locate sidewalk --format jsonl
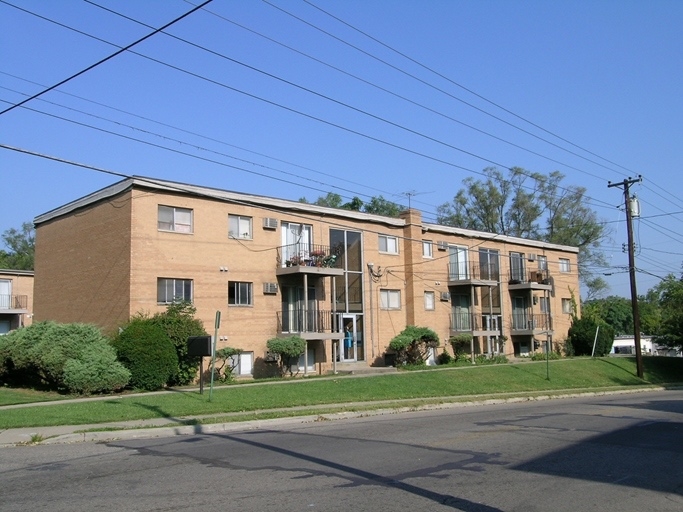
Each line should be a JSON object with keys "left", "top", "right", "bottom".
{"left": 0, "top": 386, "right": 665, "bottom": 447}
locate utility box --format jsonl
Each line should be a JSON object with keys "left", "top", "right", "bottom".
{"left": 187, "top": 335, "right": 212, "bottom": 357}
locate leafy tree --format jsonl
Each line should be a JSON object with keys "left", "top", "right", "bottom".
{"left": 266, "top": 335, "right": 306, "bottom": 377}
{"left": 213, "top": 346, "right": 243, "bottom": 383}
{"left": 388, "top": 325, "right": 439, "bottom": 365}
{"left": 363, "top": 195, "right": 403, "bottom": 217}
{"left": 299, "top": 192, "right": 344, "bottom": 208}
{"left": 437, "top": 168, "right": 607, "bottom": 295}
{"left": 648, "top": 273, "right": 683, "bottom": 350}
{"left": 581, "top": 296, "right": 633, "bottom": 336}
{"left": 449, "top": 333, "right": 472, "bottom": 361}
{"left": 299, "top": 193, "right": 404, "bottom": 217}
{"left": 0, "top": 222, "right": 34, "bottom": 270}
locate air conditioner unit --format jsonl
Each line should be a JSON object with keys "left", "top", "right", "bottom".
{"left": 262, "top": 217, "right": 278, "bottom": 230}
{"left": 263, "top": 282, "right": 278, "bottom": 294}
{"left": 440, "top": 291, "right": 451, "bottom": 301}
{"left": 437, "top": 241, "right": 448, "bottom": 251}
{"left": 527, "top": 253, "right": 537, "bottom": 262}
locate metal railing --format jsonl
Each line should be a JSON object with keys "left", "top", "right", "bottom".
{"left": 448, "top": 263, "right": 500, "bottom": 282}
{"left": 0, "top": 294, "right": 27, "bottom": 310}
{"left": 277, "top": 243, "right": 340, "bottom": 268}
{"left": 450, "top": 313, "right": 503, "bottom": 332}
{"left": 510, "top": 313, "right": 551, "bottom": 331}
{"left": 277, "top": 308, "right": 335, "bottom": 333}
{"left": 507, "top": 268, "right": 550, "bottom": 284}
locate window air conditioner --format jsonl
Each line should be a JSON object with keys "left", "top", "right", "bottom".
{"left": 440, "top": 291, "right": 451, "bottom": 301}
{"left": 263, "top": 282, "right": 278, "bottom": 294}
{"left": 437, "top": 241, "right": 448, "bottom": 251}
{"left": 262, "top": 217, "right": 278, "bottom": 229}
{"left": 527, "top": 253, "right": 537, "bottom": 262}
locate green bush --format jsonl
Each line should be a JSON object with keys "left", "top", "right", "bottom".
{"left": 474, "top": 355, "right": 509, "bottom": 365}
{"left": 112, "top": 320, "right": 178, "bottom": 391}
{"left": 568, "top": 317, "right": 615, "bottom": 356}
{"left": 449, "top": 333, "right": 472, "bottom": 361}
{"left": 214, "top": 346, "right": 243, "bottom": 383}
{"left": 436, "top": 351, "right": 453, "bottom": 365}
{"left": 266, "top": 336, "right": 306, "bottom": 376}
{"left": 531, "top": 350, "right": 561, "bottom": 361}
{"left": 0, "top": 321, "right": 129, "bottom": 393}
{"left": 147, "top": 302, "right": 208, "bottom": 386}
{"left": 62, "top": 343, "right": 130, "bottom": 394}
{"left": 389, "top": 326, "right": 440, "bottom": 365}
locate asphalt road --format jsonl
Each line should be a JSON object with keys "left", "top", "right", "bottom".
{"left": 1, "top": 390, "right": 682, "bottom": 511}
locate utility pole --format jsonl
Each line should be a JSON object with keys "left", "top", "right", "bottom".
{"left": 608, "top": 176, "right": 643, "bottom": 378}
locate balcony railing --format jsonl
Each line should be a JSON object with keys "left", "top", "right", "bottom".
{"left": 510, "top": 313, "right": 551, "bottom": 331}
{"left": 277, "top": 243, "right": 339, "bottom": 268}
{"left": 277, "top": 308, "right": 335, "bottom": 333}
{"left": 448, "top": 263, "right": 500, "bottom": 282}
{"left": 450, "top": 313, "right": 502, "bottom": 332}
{"left": 508, "top": 268, "right": 550, "bottom": 285}
{"left": 0, "top": 294, "right": 28, "bottom": 310}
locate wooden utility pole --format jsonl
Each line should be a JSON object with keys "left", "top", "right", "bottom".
{"left": 608, "top": 176, "right": 643, "bottom": 378}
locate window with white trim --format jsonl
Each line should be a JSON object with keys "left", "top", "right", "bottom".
{"left": 538, "top": 255, "right": 548, "bottom": 270}
{"left": 379, "top": 235, "right": 398, "bottom": 254}
{"left": 229, "top": 215, "right": 252, "bottom": 239}
{"left": 424, "top": 291, "right": 435, "bottom": 310}
{"left": 157, "top": 278, "right": 192, "bottom": 304}
{"left": 158, "top": 205, "right": 192, "bottom": 233}
{"left": 562, "top": 298, "right": 573, "bottom": 314}
{"left": 380, "top": 289, "right": 401, "bottom": 309}
{"left": 228, "top": 281, "right": 252, "bottom": 306}
{"left": 540, "top": 297, "right": 550, "bottom": 313}
{"left": 559, "top": 258, "right": 571, "bottom": 273}
{"left": 422, "top": 240, "right": 433, "bottom": 258}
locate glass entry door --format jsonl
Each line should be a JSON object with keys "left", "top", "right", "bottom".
{"left": 340, "top": 314, "right": 364, "bottom": 362}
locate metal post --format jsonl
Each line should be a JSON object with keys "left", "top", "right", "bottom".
{"left": 209, "top": 310, "right": 221, "bottom": 401}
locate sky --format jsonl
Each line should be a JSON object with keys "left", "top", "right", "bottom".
{"left": 2, "top": 0, "right": 682, "bottom": 299}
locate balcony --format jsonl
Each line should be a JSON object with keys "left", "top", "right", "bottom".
{"left": 0, "top": 294, "right": 28, "bottom": 313}
{"left": 277, "top": 308, "right": 343, "bottom": 340}
{"left": 450, "top": 312, "right": 502, "bottom": 336}
{"left": 507, "top": 269, "right": 552, "bottom": 290}
{"left": 447, "top": 263, "right": 500, "bottom": 287}
{"left": 510, "top": 313, "right": 552, "bottom": 334}
{"left": 276, "top": 243, "right": 344, "bottom": 277}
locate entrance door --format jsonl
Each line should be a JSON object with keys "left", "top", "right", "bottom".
{"left": 340, "top": 314, "right": 364, "bottom": 362}
{"left": 512, "top": 296, "right": 528, "bottom": 330}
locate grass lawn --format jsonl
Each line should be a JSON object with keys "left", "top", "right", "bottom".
{"left": 1, "top": 357, "right": 681, "bottom": 430}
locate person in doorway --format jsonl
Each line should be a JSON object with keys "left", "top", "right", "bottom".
{"left": 344, "top": 324, "right": 353, "bottom": 360}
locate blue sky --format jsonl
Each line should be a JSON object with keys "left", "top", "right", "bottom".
{"left": 2, "top": 0, "right": 682, "bottom": 298}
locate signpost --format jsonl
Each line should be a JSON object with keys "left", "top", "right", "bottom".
{"left": 209, "top": 311, "right": 221, "bottom": 401}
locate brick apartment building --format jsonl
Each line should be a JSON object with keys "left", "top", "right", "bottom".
{"left": 33, "top": 176, "right": 580, "bottom": 376}
{"left": 0, "top": 269, "right": 33, "bottom": 334}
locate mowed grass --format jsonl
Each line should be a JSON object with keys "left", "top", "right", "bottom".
{"left": 1, "top": 357, "right": 681, "bottom": 430}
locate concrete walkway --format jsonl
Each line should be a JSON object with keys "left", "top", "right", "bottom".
{"left": 0, "top": 386, "right": 666, "bottom": 447}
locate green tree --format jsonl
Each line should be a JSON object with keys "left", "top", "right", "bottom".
{"left": 437, "top": 168, "right": 607, "bottom": 295}
{"left": 388, "top": 325, "right": 439, "bottom": 365}
{"left": 566, "top": 316, "right": 615, "bottom": 356}
{"left": 299, "top": 194, "right": 403, "bottom": 217}
{"left": 581, "top": 296, "right": 633, "bottom": 336}
{"left": 648, "top": 273, "right": 683, "bottom": 350}
{"left": 0, "top": 222, "right": 34, "bottom": 270}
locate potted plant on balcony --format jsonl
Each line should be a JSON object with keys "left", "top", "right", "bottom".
{"left": 310, "top": 249, "right": 325, "bottom": 266}
{"left": 288, "top": 255, "right": 303, "bottom": 266}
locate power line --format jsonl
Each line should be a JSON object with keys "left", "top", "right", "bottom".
{"left": 0, "top": 0, "right": 213, "bottom": 116}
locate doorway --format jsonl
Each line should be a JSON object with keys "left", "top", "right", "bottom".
{"left": 340, "top": 314, "right": 364, "bottom": 362}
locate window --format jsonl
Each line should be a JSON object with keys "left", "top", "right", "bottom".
{"left": 540, "top": 297, "right": 550, "bottom": 313}
{"left": 380, "top": 289, "right": 401, "bottom": 309}
{"left": 422, "top": 240, "right": 433, "bottom": 258}
{"left": 158, "top": 205, "right": 192, "bottom": 233}
{"left": 229, "top": 215, "right": 252, "bottom": 239}
{"left": 562, "top": 298, "right": 573, "bottom": 314}
{"left": 229, "top": 281, "right": 252, "bottom": 306}
{"left": 424, "top": 291, "right": 435, "bottom": 310}
{"left": 157, "top": 278, "right": 192, "bottom": 304}
{"left": 538, "top": 255, "right": 548, "bottom": 270}
{"left": 379, "top": 235, "right": 398, "bottom": 254}
{"left": 559, "top": 258, "right": 570, "bottom": 273}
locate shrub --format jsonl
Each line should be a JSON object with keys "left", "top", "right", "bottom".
{"left": 266, "top": 336, "right": 306, "bottom": 377}
{"left": 62, "top": 343, "right": 131, "bottom": 394}
{"left": 474, "top": 355, "right": 509, "bottom": 365}
{"left": 568, "top": 317, "right": 615, "bottom": 356}
{"left": 213, "top": 346, "right": 243, "bottom": 383}
{"left": 112, "top": 320, "right": 178, "bottom": 391}
{"left": 0, "top": 321, "right": 129, "bottom": 393}
{"left": 147, "top": 302, "right": 208, "bottom": 386}
{"left": 389, "top": 326, "right": 440, "bottom": 365}
{"left": 531, "top": 350, "right": 561, "bottom": 361}
{"left": 436, "top": 351, "right": 453, "bottom": 365}
{"left": 449, "top": 333, "right": 472, "bottom": 361}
